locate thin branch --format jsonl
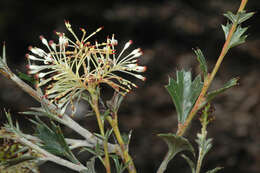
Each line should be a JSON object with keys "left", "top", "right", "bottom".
{"left": 0, "top": 66, "right": 121, "bottom": 155}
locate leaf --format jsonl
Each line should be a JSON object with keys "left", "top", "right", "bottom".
{"left": 195, "top": 133, "right": 213, "bottom": 159}
{"left": 157, "top": 133, "right": 195, "bottom": 173}
{"left": 193, "top": 48, "right": 208, "bottom": 78}
{"left": 31, "top": 118, "right": 72, "bottom": 160}
{"left": 166, "top": 70, "right": 203, "bottom": 124}
{"left": 111, "top": 155, "right": 129, "bottom": 173}
{"left": 224, "top": 11, "right": 254, "bottom": 25}
{"left": 206, "top": 78, "right": 239, "bottom": 103}
{"left": 237, "top": 11, "right": 255, "bottom": 24}
{"left": 222, "top": 23, "right": 248, "bottom": 49}
{"left": 17, "top": 71, "right": 37, "bottom": 85}
{"left": 206, "top": 167, "right": 223, "bottom": 173}
{"left": 181, "top": 154, "right": 195, "bottom": 173}
{"left": 106, "top": 92, "right": 125, "bottom": 113}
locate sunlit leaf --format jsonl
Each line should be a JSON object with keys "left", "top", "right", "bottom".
{"left": 166, "top": 70, "right": 203, "bottom": 124}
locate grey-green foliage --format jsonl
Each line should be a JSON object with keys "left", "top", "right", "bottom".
{"left": 166, "top": 70, "right": 203, "bottom": 124}
{"left": 157, "top": 133, "right": 195, "bottom": 173}
{"left": 30, "top": 118, "right": 76, "bottom": 162}
{"left": 205, "top": 77, "right": 239, "bottom": 104}
{"left": 193, "top": 48, "right": 208, "bottom": 78}
{"left": 222, "top": 10, "right": 254, "bottom": 49}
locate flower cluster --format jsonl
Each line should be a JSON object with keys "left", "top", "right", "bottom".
{"left": 26, "top": 21, "right": 146, "bottom": 115}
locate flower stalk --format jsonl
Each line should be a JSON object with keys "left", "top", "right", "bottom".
{"left": 89, "top": 91, "right": 111, "bottom": 173}
{"left": 107, "top": 113, "right": 137, "bottom": 173}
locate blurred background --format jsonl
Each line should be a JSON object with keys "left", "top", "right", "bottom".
{"left": 0, "top": 0, "right": 259, "bottom": 172}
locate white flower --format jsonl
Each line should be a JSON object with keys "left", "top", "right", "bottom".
{"left": 27, "top": 21, "right": 146, "bottom": 115}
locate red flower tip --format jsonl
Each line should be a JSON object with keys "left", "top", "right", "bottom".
{"left": 39, "top": 35, "right": 44, "bottom": 40}
{"left": 129, "top": 40, "right": 133, "bottom": 44}
{"left": 26, "top": 64, "right": 30, "bottom": 69}
{"left": 64, "top": 19, "right": 69, "bottom": 24}
{"left": 25, "top": 54, "right": 29, "bottom": 59}
{"left": 28, "top": 46, "right": 32, "bottom": 51}
{"left": 34, "top": 74, "right": 39, "bottom": 79}
{"left": 49, "top": 40, "right": 54, "bottom": 45}
{"left": 143, "top": 77, "right": 147, "bottom": 81}
{"left": 143, "top": 66, "right": 147, "bottom": 72}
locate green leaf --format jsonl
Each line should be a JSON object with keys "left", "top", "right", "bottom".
{"left": 205, "top": 78, "right": 239, "bottom": 104}
{"left": 111, "top": 155, "right": 129, "bottom": 173}
{"left": 222, "top": 23, "right": 248, "bottom": 49}
{"left": 31, "top": 118, "right": 72, "bottom": 160}
{"left": 195, "top": 133, "right": 213, "bottom": 159}
{"left": 224, "top": 11, "right": 254, "bottom": 25}
{"left": 166, "top": 70, "right": 203, "bottom": 124}
{"left": 181, "top": 154, "right": 195, "bottom": 173}
{"left": 157, "top": 133, "right": 195, "bottom": 173}
{"left": 206, "top": 167, "right": 223, "bottom": 173}
{"left": 237, "top": 11, "right": 255, "bottom": 24}
{"left": 17, "top": 71, "right": 37, "bottom": 85}
{"left": 193, "top": 48, "right": 208, "bottom": 78}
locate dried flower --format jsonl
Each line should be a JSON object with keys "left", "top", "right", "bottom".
{"left": 26, "top": 21, "right": 146, "bottom": 115}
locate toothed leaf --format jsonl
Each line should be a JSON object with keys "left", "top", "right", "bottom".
{"left": 206, "top": 78, "right": 239, "bottom": 103}
{"left": 224, "top": 11, "right": 254, "bottom": 24}
{"left": 166, "top": 70, "right": 203, "bottom": 124}
{"left": 157, "top": 133, "right": 195, "bottom": 173}
{"left": 32, "top": 118, "right": 72, "bottom": 160}
{"left": 222, "top": 23, "right": 248, "bottom": 49}
{"left": 193, "top": 48, "right": 208, "bottom": 78}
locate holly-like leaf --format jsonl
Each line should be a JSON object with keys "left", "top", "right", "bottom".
{"left": 222, "top": 23, "right": 248, "bottom": 49}
{"left": 206, "top": 78, "right": 239, "bottom": 103}
{"left": 224, "top": 11, "right": 254, "bottom": 25}
{"left": 166, "top": 70, "right": 203, "bottom": 124}
{"left": 196, "top": 133, "right": 213, "bottom": 160}
{"left": 157, "top": 133, "right": 195, "bottom": 173}
{"left": 206, "top": 167, "right": 223, "bottom": 173}
{"left": 30, "top": 118, "right": 72, "bottom": 160}
{"left": 193, "top": 48, "right": 208, "bottom": 78}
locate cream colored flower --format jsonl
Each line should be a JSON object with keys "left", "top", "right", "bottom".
{"left": 27, "top": 21, "right": 146, "bottom": 115}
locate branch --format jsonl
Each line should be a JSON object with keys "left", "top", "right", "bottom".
{"left": 0, "top": 64, "right": 121, "bottom": 155}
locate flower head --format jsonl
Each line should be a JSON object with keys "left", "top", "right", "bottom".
{"left": 27, "top": 21, "right": 146, "bottom": 115}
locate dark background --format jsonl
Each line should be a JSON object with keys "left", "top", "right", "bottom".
{"left": 0, "top": 0, "right": 259, "bottom": 173}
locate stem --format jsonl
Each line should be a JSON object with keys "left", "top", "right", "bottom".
{"left": 90, "top": 93, "right": 111, "bottom": 173}
{"left": 17, "top": 136, "right": 87, "bottom": 172}
{"left": 107, "top": 115, "right": 137, "bottom": 173}
{"left": 195, "top": 117, "right": 207, "bottom": 173}
{"left": 176, "top": 0, "right": 248, "bottom": 137}
{"left": 0, "top": 67, "right": 121, "bottom": 154}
